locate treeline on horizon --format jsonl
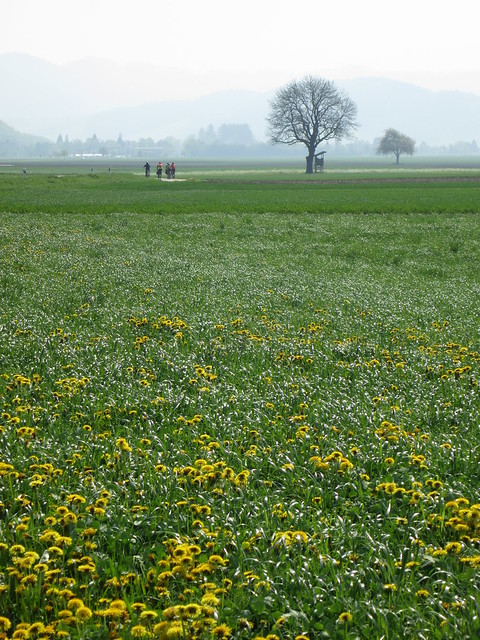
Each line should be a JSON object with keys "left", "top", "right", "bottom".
{"left": 1, "top": 120, "right": 479, "bottom": 159}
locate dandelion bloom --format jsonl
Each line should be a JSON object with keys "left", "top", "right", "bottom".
{"left": 0, "top": 617, "right": 12, "bottom": 632}
{"left": 139, "top": 610, "right": 159, "bottom": 622}
{"left": 208, "top": 554, "right": 227, "bottom": 566}
{"left": 116, "top": 438, "right": 132, "bottom": 452}
{"left": 27, "top": 622, "right": 46, "bottom": 635}
{"left": 164, "top": 621, "right": 184, "bottom": 638}
{"left": 62, "top": 511, "right": 78, "bottom": 525}
{"left": 76, "top": 606, "right": 93, "bottom": 621}
{"left": 201, "top": 592, "right": 221, "bottom": 607}
{"left": 338, "top": 611, "right": 353, "bottom": 623}
{"left": 291, "top": 530, "right": 309, "bottom": 545}
{"left": 183, "top": 603, "right": 202, "bottom": 618}
{"left": 153, "top": 621, "right": 168, "bottom": 635}
{"left": 445, "top": 541, "right": 462, "bottom": 554}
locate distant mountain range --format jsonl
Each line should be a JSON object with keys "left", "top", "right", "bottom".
{"left": 1, "top": 53, "right": 480, "bottom": 146}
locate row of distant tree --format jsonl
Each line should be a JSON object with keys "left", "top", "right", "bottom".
{"left": 5, "top": 127, "right": 478, "bottom": 161}
{"left": 55, "top": 130, "right": 478, "bottom": 162}
{"left": 1, "top": 100, "right": 479, "bottom": 161}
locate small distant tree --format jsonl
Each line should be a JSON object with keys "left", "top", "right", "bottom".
{"left": 376, "top": 128, "right": 415, "bottom": 164}
{"left": 267, "top": 75, "right": 358, "bottom": 173}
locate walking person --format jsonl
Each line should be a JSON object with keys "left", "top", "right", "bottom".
{"left": 143, "top": 161, "right": 150, "bottom": 177}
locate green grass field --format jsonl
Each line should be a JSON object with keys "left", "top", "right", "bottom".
{"left": 1, "top": 163, "right": 480, "bottom": 639}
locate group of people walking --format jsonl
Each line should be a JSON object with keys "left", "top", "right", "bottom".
{"left": 143, "top": 161, "right": 176, "bottom": 179}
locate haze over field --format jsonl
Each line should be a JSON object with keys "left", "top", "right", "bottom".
{"left": 2, "top": 0, "right": 480, "bottom": 146}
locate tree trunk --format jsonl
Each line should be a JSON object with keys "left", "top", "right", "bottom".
{"left": 305, "top": 153, "right": 314, "bottom": 174}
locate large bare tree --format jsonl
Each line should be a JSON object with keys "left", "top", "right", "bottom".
{"left": 267, "top": 75, "right": 358, "bottom": 173}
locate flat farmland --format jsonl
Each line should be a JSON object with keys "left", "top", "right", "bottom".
{"left": 1, "top": 164, "right": 480, "bottom": 639}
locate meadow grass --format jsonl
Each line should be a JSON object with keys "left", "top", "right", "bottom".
{"left": 2, "top": 167, "right": 480, "bottom": 215}
{"left": 1, "top": 167, "right": 480, "bottom": 639}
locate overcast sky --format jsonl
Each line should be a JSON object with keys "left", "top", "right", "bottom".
{"left": 2, "top": 0, "right": 480, "bottom": 95}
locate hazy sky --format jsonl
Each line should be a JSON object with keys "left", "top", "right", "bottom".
{"left": 3, "top": 0, "right": 480, "bottom": 94}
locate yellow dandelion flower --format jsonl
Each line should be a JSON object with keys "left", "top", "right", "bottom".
{"left": 164, "top": 621, "right": 184, "bottom": 638}
{"left": 291, "top": 530, "right": 309, "bottom": 544}
{"left": 67, "top": 597, "right": 84, "bottom": 611}
{"left": 153, "top": 621, "right": 169, "bottom": 635}
{"left": 27, "top": 622, "right": 46, "bottom": 635}
{"left": 201, "top": 592, "right": 220, "bottom": 607}
{"left": 131, "top": 625, "right": 149, "bottom": 637}
{"left": 62, "top": 511, "right": 78, "bottom": 525}
{"left": 97, "top": 607, "right": 128, "bottom": 620}
{"left": 21, "top": 573, "right": 38, "bottom": 585}
{"left": 188, "top": 544, "right": 202, "bottom": 556}
{"left": 183, "top": 603, "right": 202, "bottom": 618}
{"left": 338, "top": 611, "right": 353, "bottom": 623}
{"left": 162, "top": 606, "right": 180, "bottom": 620}
{"left": 139, "top": 610, "right": 159, "bottom": 622}
{"left": 208, "top": 554, "right": 227, "bottom": 566}
{"left": 116, "top": 437, "right": 132, "bottom": 452}
{"left": 445, "top": 541, "right": 462, "bottom": 554}
{"left": 0, "top": 617, "right": 12, "bottom": 632}
{"left": 110, "top": 599, "right": 128, "bottom": 610}
{"left": 234, "top": 470, "right": 250, "bottom": 485}
{"left": 66, "top": 493, "right": 86, "bottom": 505}
{"left": 213, "top": 624, "right": 232, "bottom": 638}
{"left": 10, "top": 544, "right": 26, "bottom": 556}
{"left": 76, "top": 606, "right": 93, "bottom": 621}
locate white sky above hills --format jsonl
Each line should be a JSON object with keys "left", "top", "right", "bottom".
{"left": 2, "top": 0, "right": 480, "bottom": 96}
